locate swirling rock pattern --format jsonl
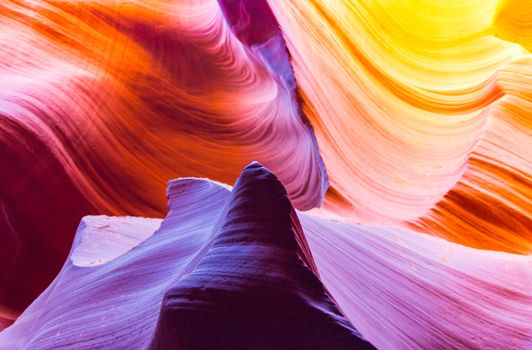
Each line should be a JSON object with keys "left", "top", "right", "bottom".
{"left": 0, "top": 0, "right": 326, "bottom": 310}
{"left": 268, "top": 0, "right": 531, "bottom": 253}
{"left": 1, "top": 0, "right": 531, "bottom": 348}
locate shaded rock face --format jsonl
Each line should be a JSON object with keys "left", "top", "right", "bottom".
{"left": 2, "top": 163, "right": 531, "bottom": 350}
{"left": 0, "top": 163, "right": 373, "bottom": 350}
{"left": 150, "top": 162, "right": 374, "bottom": 350}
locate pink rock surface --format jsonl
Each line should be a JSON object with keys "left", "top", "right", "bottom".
{"left": 0, "top": 0, "right": 530, "bottom": 347}
{"left": 0, "top": 0, "right": 327, "bottom": 310}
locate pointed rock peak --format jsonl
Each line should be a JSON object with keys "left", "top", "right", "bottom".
{"left": 149, "top": 163, "right": 375, "bottom": 350}
{"left": 234, "top": 161, "right": 289, "bottom": 206}
{"left": 213, "top": 161, "right": 296, "bottom": 249}
{"left": 222, "top": 161, "right": 319, "bottom": 274}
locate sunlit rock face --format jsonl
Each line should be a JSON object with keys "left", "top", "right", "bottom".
{"left": 1, "top": 0, "right": 531, "bottom": 348}
{"left": 268, "top": 0, "right": 531, "bottom": 253}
